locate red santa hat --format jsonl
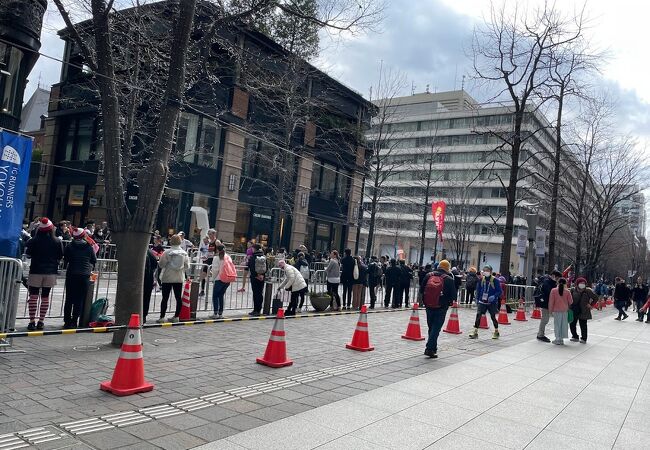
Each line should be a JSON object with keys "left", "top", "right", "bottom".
{"left": 38, "top": 218, "right": 54, "bottom": 232}
{"left": 72, "top": 227, "right": 86, "bottom": 239}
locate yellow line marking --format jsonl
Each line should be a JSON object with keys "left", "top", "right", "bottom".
{"left": 161, "top": 323, "right": 172, "bottom": 327}
{"left": 61, "top": 329, "right": 77, "bottom": 335}
{"left": 0, "top": 334, "right": 7, "bottom": 339}
{"left": 27, "top": 331, "right": 44, "bottom": 337}
{"left": 93, "top": 327, "right": 107, "bottom": 333}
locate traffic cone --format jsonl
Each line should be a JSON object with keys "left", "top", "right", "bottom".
{"left": 497, "top": 301, "right": 511, "bottom": 325}
{"left": 479, "top": 313, "right": 489, "bottom": 329}
{"left": 346, "top": 305, "right": 374, "bottom": 351}
{"left": 514, "top": 299, "right": 528, "bottom": 321}
{"left": 443, "top": 302, "right": 462, "bottom": 334}
{"left": 531, "top": 306, "right": 542, "bottom": 319}
{"left": 256, "top": 308, "right": 293, "bottom": 368}
{"left": 402, "top": 303, "right": 425, "bottom": 341}
{"left": 179, "top": 279, "right": 191, "bottom": 321}
{"left": 100, "top": 314, "right": 154, "bottom": 396}
{"left": 606, "top": 298, "right": 613, "bottom": 306}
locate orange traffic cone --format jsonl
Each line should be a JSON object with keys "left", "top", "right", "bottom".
{"left": 531, "top": 306, "right": 542, "bottom": 319}
{"left": 179, "top": 279, "right": 191, "bottom": 321}
{"left": 497, "top": 301, "right": 511, "bottom": 325}
{"left": 100, "top": 314, "right": 154, "bottom": 396}
{"left": 514, "top": 299, "right": 528, "bottom": 321}
{"left": 443, "top": 302, "right": 462, "bottom": 334}
{"left": 606, "top": 298, "right": 613, "bottom": 306}
{"left": 402, "top": 304, "right": 425, "bottom": 341}
{"left": 479, "top": 313, "right": 489, "bottom": 329}
{"left": 256, "top": 308, "right": 293, "bottom": 368}
{"left": 346, "top": 305, "right": 374, "bottom": 351}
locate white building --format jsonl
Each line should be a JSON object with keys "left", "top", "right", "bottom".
{"left": 360, "top": 90, "right": 578, "bottom": 275}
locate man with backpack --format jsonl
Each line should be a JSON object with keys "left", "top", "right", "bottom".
{"left": 420, "top": 259, "right": 457, "bottom": 358}
{"left": 367, "top": 256, "right": 382, "bottom": 309}
{"left": 535, "top": 269, "right": 562, "bottom": 342}
{"left": 469, "top": 265, "right": 503, "bottom": 340}
{"left": 247, "top": 243, "right": 267, "bottom": 316}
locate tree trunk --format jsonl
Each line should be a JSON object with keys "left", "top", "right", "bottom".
{"left": 365, "top": 170, "right": 380, "bottom": 257}
{"left": 111, "top": 0, "right": 197, "bottom": 345}
{"left": 418, "top": 183, "right": 431, "bottom": 267}
{"left": 546, "top": 87, "right": 564, "bottom": 272}
{"left": 500, "top": 128, "right": 521, "bottom": 277}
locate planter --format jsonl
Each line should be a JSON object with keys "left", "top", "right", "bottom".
{"left": 310, "top": 294, "right": 331, "bottom": 312}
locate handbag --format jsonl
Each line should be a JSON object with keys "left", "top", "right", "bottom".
{"left": 353, "top": 260, "right": 359, "bottom": 280}
{"left": 219, "top": 256, "right": 238, "bottom": 283}
{"left": 272, "top": 292, "right": 284, "bottom": 314}
{"left": 567, "top": 309, "right": 574, "bottom": 323}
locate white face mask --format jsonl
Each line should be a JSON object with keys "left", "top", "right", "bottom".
{"left": 483, "top": 271, "right": 491, "bottom": 277}
{"left": 578, "top": 283, "right": 586, "bottom": 289}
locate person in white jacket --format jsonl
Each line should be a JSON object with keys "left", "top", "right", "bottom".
{"left": 157, "top": 235, "right": 190, "bottom": 323}
{"left": 278, "top": 259, "right": 307, "bottom": 316}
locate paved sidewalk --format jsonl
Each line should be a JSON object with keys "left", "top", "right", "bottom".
{"left": 197, "top": 315, "right": 650, "bottom": 450}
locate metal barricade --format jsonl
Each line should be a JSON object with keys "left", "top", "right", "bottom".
{"left": 0, "top": 257, "right": 24, "bottom": 352}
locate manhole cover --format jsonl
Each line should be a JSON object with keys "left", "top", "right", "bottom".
{"left": 154, "top": 338, "right": 177, "bottom": 344}
{"left": 73, "top": 345, "right": 101, "bottom": 352}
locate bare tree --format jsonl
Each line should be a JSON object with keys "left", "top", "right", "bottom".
{"left": 363, "top": 66, "right": 409, "bottom": 257}
{"left": 445, "top": 183, "right": 485, "bottom": 269}
{"left": 51, "top": 0, "right": 383, "bottom": 343}
{"left": 471, "top": 1, "right": 583, "bottom": 275}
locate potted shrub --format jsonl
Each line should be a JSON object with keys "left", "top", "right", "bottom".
{"left": 309, "top": 291, "right": 331, "bottom": 312}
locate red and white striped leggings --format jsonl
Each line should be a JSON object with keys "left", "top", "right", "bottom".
{"left": 28, "top": 287, "right": 51, "bottom": 323}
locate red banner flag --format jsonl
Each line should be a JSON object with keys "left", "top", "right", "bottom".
{"left": 431, "top": 201, "right": 446, "bottom": 240}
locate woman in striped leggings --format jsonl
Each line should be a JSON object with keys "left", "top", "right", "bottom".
{"left": 24, "top": 218, "right": 63, "bottom": 330}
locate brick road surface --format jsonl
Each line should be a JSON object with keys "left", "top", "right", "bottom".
{"left": 0, "top": 306, "right": 612, "bottom": 449}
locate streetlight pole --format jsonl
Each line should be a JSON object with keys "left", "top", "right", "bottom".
{"left": 525, "top": 212, "right": 538, "bottom": 286}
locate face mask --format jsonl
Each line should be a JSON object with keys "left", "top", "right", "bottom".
{"left": 483, "top": 271, "right": 491, "bottom": 277}
{"left": 578, "top": 283, "right": 586, "bottom": 289}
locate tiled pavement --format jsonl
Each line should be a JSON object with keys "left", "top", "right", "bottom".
{"left": 197, "top": 311, "right": 650, "bottom": 450}
{"left": 0, "top": 305, "right": 637, "bottom": 449}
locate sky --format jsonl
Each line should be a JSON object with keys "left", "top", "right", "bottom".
{"left": 28, "top": 0, "right": 650, "bottom": 145}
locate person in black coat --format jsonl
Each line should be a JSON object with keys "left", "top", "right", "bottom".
{"left": 25, "top": 218, "right": 64, "bottom": 330}
{"left": 632, "top": 277, "right": 649, "bottom": 322}
{"left": 367, "top": 256, "right": 382, "bottom": 309}
{"left": 614, "top": 277, "right": 632, "bottom": 321}
{"left": 398, "top": 260, "right": 413, "bottom": 308}
{"left": 420, "top": 260, "right": 457, "bottom": 358}
{"left": 384, "top": 259, "right": 402, "bottom": 308}
{"left": 536, "top": 270, "right": 561, "bottom": 342}
{"left": 340, "top": 249, "right": 355, "bottom": 310}
{"left": 143, "top": 248, "right": 159, "bottom": 324}
{"left": 63, "top": 228, "right": 97, "bottom": 328}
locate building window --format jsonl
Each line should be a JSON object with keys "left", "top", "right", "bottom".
{"left": 59, "top": 117, "right": 96, "bottom": 161}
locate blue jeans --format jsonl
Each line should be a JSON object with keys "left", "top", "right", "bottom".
{"left": 425, "top": 307, "right": 448, "bottom": 353}
{"left": 212, "top": 280, "right": 230, "bottom": 315}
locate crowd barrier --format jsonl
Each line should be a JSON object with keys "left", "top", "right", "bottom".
{"left": 0, "top": 257, "right": 24, "bottom": 352}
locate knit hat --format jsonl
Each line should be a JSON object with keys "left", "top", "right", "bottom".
{"left": 469, "top": 267, "right": 477, "bottom": 273}
{"left": 72, "top": 227, "right": 86, "bottom": 239}
{"left": 38, "top": 218, "right": 53, "bottom": 232}
{"left": 482, "top": 264, "right": 493, "bottom": 271}
{"left": 438, "top": 260, "right": 451, "bottom": 272}
{"left": 575, "top": 277, "right": 587, "bottom": 286}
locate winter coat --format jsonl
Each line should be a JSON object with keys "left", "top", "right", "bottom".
{"left": 278, "top": 264, "right": 307, "bottom": 292}
{"left": 340, "top": 255, "right": 355, "bottom": 283}
{"left": 614, "top": 283, "right": 632, "bottom": 303}
{"left": 549, "top": 287, "right": 573, "bottom": 313}
{"left": 352, "top": 262, "right": 368, "bottom": 286}
{"left": 632, "top": 284, "right": 649, "bottom": 303}
{"left": 247, "top": 250, "right": 266, "bottom": 278}
{"left": 294, "top": 257, "right": 310, "bottom": 280}
{"left": 538, "top": 276, "right": 557, "bottom": 309}
{"left": 465, "top": 272, "right": 479, "bottom": 290}
{"left": 571, "top": 287, "right": 598, "bottom": 320}
{"left": 25, "top": 233, "right": 64, "bottom": 275}
{"left": 399, "top": 265, "right": 413, "bottom": 286}
{"left": 64, "top": 239, "right": 97, "bottom": 277}
{"left": 325, "top": 258, "right": 341, "bottom": 283}
{"left": 476, "top": 275, "right": 503, "bottom": 305}
{"left": 384, "top": 265, "right": 402, "bottom": 287}
{"left": 367, "top": 262, "right": 382, "bottom": 285}
{"left": 144, "top": 249, "right": 158, "bottom": 287}
{"left": 158, "top": 246, "right": 189, "bottom": 284}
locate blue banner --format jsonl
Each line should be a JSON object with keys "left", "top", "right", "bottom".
{"left": 0, "top": 130, "right": 33, "bottom": 257}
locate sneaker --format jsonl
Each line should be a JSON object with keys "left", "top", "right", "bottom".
{"left": 237, "top": 288, "right": 246, "bottom": 293}
{"left": 570, "top": 337, "right": 579, "bottom": 342}
{"left": 492, "top": 330, "right": 500, "bottom": 340}
{"left": 249, "top": 311, "right": 260, "bottom": 317}
{"left": 218, "top": 314, "right": 223, "bottom": 319}
{"left": 614, "top": 317, "right": 621, "bottom": 321}
{"left": 424, "top": 349, "right": 437, "bottom": 358}
{"left": 622, "top": 314, "right": 629, "bottom": 320}
{"left": 208, "top": 314, "right": 220, "bottom": 319}
{"left": 580, "top": 339, "right": 587, "bottom": 344}
{"left": 469, "top": 329, "right": 478, "bottom": 339}
{"left": 537, "top": 336, "right": 551, "bottom": 343}
{"left": 552, "top": 340, "right": 564, "bottom": 345}
{"left": 156, "top": 317, "right": 167, "bottom": 323}
{"left": 636, "top": 318, "right": 643, "bottom": 322}
{"left": 169, "top": 317, "right": 179, "bottom": 323}
{"left": 646, "top": 320, "right": 650, "bottom": 324}
{"left": 36, "top": 321, "right": 44, "bottom": 330}
{"left": 27, "top": 322, "right": 36, "bottom": 331}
